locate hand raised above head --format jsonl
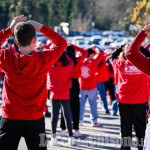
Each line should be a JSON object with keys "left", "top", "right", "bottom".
{"left": 27, "top": 20, "right": 43, "bottom": 31}
{"left": 143, "top": 24, "right": 150, "bottom": 35}
{"left": 10, "top": 15, "right": 27, "bottom": 32}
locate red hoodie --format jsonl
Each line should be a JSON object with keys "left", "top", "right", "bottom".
{"left": 112, "top": 58, "right": 148, "bottom": 104}
{"left": 70, "top": 44, "right": 88, "bottom": 79}
{"left": 47, "top": 45, "right": 87, "bottom": 89}
{"left": 96, "top": 53, "right": 109, "bottom": 82}
{"left": 79, "top": 52, "right": 104, "bottom": 90}
{"left": 0, "top": 26, "right": 67, "bottom": 120}
{"left": 48, "top": 57, "right": 73, "bottom": 100}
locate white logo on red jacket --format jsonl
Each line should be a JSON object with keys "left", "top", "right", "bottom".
{"left": 124, "top": 65, "right": 143, "bottom": 75}
{"left": 81, "top": 66, "right": 91, "bottom": 78}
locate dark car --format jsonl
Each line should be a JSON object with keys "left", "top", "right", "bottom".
{"left": 68, "top": 31, "right": 80, "bottom": 36}
{"left": 80, "top": 29, "right": 100, "bottom": 36}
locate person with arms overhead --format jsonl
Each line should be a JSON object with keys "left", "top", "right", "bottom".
{"left": 0, "top": 15, "right": 67, "bottom": 150}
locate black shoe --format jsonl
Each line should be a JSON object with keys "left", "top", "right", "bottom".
{"left": 45, "top": 111, "right": 51, "bottom": 117}
{"left": 105, "top": 110, "right": 110, "bottom": 114}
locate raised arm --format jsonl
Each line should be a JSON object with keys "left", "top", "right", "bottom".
{"left": 108, "top": 46, "right": 123, "bottom": 63}
{"left": 125, "top": 29, "right": 150, "bottom": 76}
{"left": 29, "top": 20, "right": 67, "bottom": 67}
{"left": 71, "top": 44, "right": 88, "bottom": 61}
{"left": 0, "top": 28, "right": 12, "bottom": 46}
{"left": 90, "top": 45, "right": 104, "bottom": 65}
{"left": 93, "top": 51, "right": 104, "bottom": 65}
{"left": 0, "top": 15, "right": 27, "bottom": 46}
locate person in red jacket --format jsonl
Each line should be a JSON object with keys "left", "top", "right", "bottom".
{"left": 96, "top": 50, "right": 110, "bottom": 114}
{"left": 0, "top": 15, "right": 67, "bottom": 150}
{"left": 125, "top": 25, "right": 150, "bottom": 150}
{"left": 111, "top": 45, "right": 148, "bottom": 150}
{"left": 47, "top": 52, "right": 75, "bottom": 146}
{"left": 60, "top": 43, "right": 87, "bottom": 137}
{"left": 105, "top": 54, "right": 116, "bottom": 104}
{"left": 79, "top": 45, "right": 104, "bottom": 127}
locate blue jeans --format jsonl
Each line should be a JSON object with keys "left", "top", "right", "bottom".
{"left": 111, "top": 84, "right": 118, "bottom": 115}
{"left": 97, "top": 82, "right": 108, "bottom": 111}
{"left": 80, "top": 88, "right": 98, "bottom": 122}
{"left": 144, "top": 118, "right": 150, "bottom": 150}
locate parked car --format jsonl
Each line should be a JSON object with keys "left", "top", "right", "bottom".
{"left": 89, "top": 35, "right": 102, "bottom": 45}
{"left": 72, "top": 36, "right": 85, "bottom": 45}
{"left": 68, "top": 30, "right": 80, "bottom": 36}
{"left": 102, "top": 31, "right": 113, "bottom": 37}
{"left": 102, "top": 30, "right": 124, "bottom": 37}
{"left": 101, "top": 39, "right": 113, "bottom": 46}
{"left": 112, "top": 30, "right": 124, "bottom": 36}
{"left": 110, "top": 38, "right": 124, "bottom": 47}
{"left": 80, "top": 29, "right": 100, "bottom": 36}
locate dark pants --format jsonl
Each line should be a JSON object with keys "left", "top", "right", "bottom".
{"left": 119, "top": 102, "right": 147, "bottom": 150}
{"left": 51, "top": 99, "right": 73, "bottom": 137}
{"left": 104, "top": 77, "right": 116, "bottom": 101}
{"left": 47, "top": 90, "right": 50, "bottom": 99}
{"left": 60, "top": 78, "right": 80, "bottom": 130}
{"left": 0, "top": 116, "right": 47, "bottom": 150}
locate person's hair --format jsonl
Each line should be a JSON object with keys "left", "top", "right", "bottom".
{"left": 56, "top": 52, "right": 68, "bottom": 66}
{"left": 65, "top": 45, "right": 77, "bottom": 66}
{"left": 14, "top": 22, "right": 36, "bottom": 47}
{"left": 119, "top": 43, "right": 130, "bottom": 60}
{"left": 87, "top": 48, "right": 95, "bottom": 57}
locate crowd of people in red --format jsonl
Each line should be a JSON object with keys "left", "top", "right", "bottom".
{"left": 0, "top": 15, "right": 150, "bottom": 150}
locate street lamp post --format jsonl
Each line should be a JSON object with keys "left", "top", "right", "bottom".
{"left": 91, "top": 21, "right": 95, "bottom": 36}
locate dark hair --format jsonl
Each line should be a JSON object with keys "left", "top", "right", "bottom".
{"left": 65, "top": 45, "right": 77, "bottom": 66}
{"left": 14, "top": 22, "right": 36, "bottom": 47}
{"left": 98, "top": 60, "right": 105, "bottom": 68}
{"left": 87, "top": 48, "right": 95, "bottom": 57}
{"left": 56, "top": 52, "right": 68, "bottom": 66}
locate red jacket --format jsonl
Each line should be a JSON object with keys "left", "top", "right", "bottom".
{"left": 70, "top": 44, "right": 88, "bottom": 79}
{"left": 48, "top": 57, "right": 73, "bottom": 100}
{"left": 79, "top": 52, "right": 104, "bottom": 90}
{"left": 96, "top": 54, "right": 109, "bottom": 82}
{"left": 112, "top": 58, "right": 148, "bottom": 104}
{"left": 0, "top": 26, "right": 67, "bottom": 120}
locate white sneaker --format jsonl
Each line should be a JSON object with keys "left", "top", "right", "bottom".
{"left": 59, "top": 130, "right": 67, "bottom": 137}
{"left": 68, "top": 137, "right": 76, "bottom": 146}
{"left": 50, "top": 138, "right": 58, "bottom": 146}
{"left": 73, "top": 130, "right": 82, "bottom": 137}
